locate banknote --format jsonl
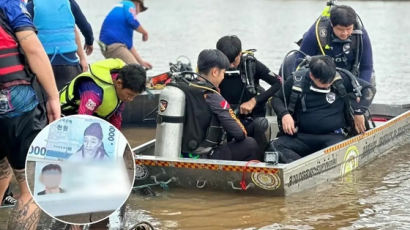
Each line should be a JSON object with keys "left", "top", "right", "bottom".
{"left": 27, "top": 115, "right": 127, "bottom": 162}
{"left": 33, "top": 160, "right": 132, "bottom": 218}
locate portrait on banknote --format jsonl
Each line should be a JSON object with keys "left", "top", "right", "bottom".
{"left": 27, "top": 115, "right": 126, "bottom": 161}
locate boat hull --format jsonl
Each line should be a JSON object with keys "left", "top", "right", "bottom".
{"left": 133, "top": 105, "right": 410, "bottom": 196}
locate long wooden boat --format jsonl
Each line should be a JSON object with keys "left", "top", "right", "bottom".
{"left": 132, "top": 104, "right": 410, "bottom": 196}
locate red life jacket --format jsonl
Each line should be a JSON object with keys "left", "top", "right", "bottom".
{"left": 0, "top": 13, "right": 32, "bottom": 86}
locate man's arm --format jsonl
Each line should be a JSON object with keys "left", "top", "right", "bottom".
{"left": 122, "top": 2, "right": 148, "bottom": 42}
{"left": 271, "top": 77, "right": 292, "bottom": 120}
{"left": 298, "top": 23, "right": 321, "bottom": 61}
{"left": 75, "top": 26, "right": 88, "bottom": 72}
{"left": 123, "top": 2, "right": 141, "bottom": 29}
{"left": 254, "top": 60, "right": 282, "bottom": 103}
{"left": 16, "top": 30, "right": 61, "bottom": 122}
{"left": 136, "top": 25, "right": 148, "bottom": 41}
{"left": 25, "top": 1, "right": 34, "bottom": 18}
{"left": 130, "top": 46, "right": 152, "bottom": 69}
{"left": 205, "top": 93, "right": 247, "bottom": 141}
{"left": 358, "top": 28, "right": 373, "bottom": 83}
{"left": 69, "top": 0, "right": 94, "bottom": 55}
{"left": 344, "top": 76, "right": 376, "bottom": 133}
{"left": 239, "top": 60, "right": 281, "bottom": 114}
{"left": 346, "top": 78, "right": 376, "bottom": 114}
{"left": 108, "top": 103, "right": 125, "bottom": 130}
{"left": 77, "top": 81, "right": 103, "bottom": 115}
{"left": 271, "top": 77, "right": 297, "bottom": 135}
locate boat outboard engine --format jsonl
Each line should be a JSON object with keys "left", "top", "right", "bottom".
{"left": 154, "top": 85, "right": 186, "bottom": 159}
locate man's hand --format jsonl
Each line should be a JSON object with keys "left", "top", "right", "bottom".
{"left": 80, "top": 57, "right": 88, "bottom": 72}
{"left": 83, "top": 44, "right": 93, "bottom": 56}
{"left": 354, "top": 114, "right": 366, "bottom": 134}
{"left": 46, "top": 97, "right": 61, "bottom": 123}
{"left": 142, "top": 32, "right": 148, "bottom": 42}
{"left": 282, "top": 114, "right": 297, "bottom": 135}
{"left": 140, "top": 60, "right": 152, "bottom": 70}
{"left": 239, "top": 97, "right": 256, "bottom": 115}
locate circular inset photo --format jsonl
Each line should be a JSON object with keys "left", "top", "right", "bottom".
{"left": 25, "top": 115, "right": 135, "bottom": 225}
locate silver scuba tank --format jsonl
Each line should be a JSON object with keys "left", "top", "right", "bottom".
{"left": 154, "top": 85, "right": 185, "bottom": 159}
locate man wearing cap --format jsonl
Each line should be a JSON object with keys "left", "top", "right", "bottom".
{"left": 99, "top": 0, "right": 152, "bottom": 69}
{"left": 270, "top": 56, "right": 375, "bottom": 163}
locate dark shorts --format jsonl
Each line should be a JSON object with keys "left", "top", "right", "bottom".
{"left": 0, "top": 102, "right": 48, "bottom": 169}
{"left": 52, "top": 64, "right": 82, "bottom": 90}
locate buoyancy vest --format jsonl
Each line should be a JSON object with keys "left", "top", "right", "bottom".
{"left": 33, "top": 0, "right": 77, "bottom": 55}
{"left": 240, "top": 50, "right": 257, "bottom": 95}
{"left": 286, "top": 67, "right": 356, "bottom": 135}
{"left": 0, "top": 11, "right": 33, "bottom": 85}
{"left": 172, "top": 78, "right": 225, "bottom": 155}
{"left": 60, "top": 58, "right": 125, "bottom": 119}
{"left": 224, "top": 50, "right": 258, "bottom": 107}
{"left": 314, "top": 10, "right": 363, "bottom": 76}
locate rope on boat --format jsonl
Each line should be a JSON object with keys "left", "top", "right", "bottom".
{"left": 227, "top": 160, "right": 261, "bottom": 191}
{"left": 240, "top": 160, "right": 260, "bottom": 190}
{"left": 132, "top": 176, "right": 176, "bottom": 191}
{"left": 228, "top": 181, "right": 254, "bottom": 190}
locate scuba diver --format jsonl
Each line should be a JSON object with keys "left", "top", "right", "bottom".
{"left": 216, "top": 35, "right": 282, "bottom": 157}
{"left": 170, "top": 49, "right": 262, "bottom": 161}
{"left": 271, "top": 55, "right": 375, "bottom": 163}
{"left": 281, "top": 1, "right": 374, "bottom": 86}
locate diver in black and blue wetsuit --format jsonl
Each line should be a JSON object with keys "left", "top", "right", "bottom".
{"left": 298, "top": 5, "right": 374, "bottom": 85}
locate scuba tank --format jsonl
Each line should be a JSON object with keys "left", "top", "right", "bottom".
{"left": 240, "top": 49, "right": 257, "bottom": 95}
{"left": 154, "top": 85, "right": 186, "bottom": 159}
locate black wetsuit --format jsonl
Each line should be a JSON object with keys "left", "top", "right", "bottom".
{"left": 219, "top": 58, "right": 281, "bottom": 154}
{"left": 203, "top": 92, "right": 262, "bottom": 161}
{"left": 271, "top": 70, "right": 375, "bottom": 163}
{"left": 220, "top": 58, "right": 281, "bottom": 117}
